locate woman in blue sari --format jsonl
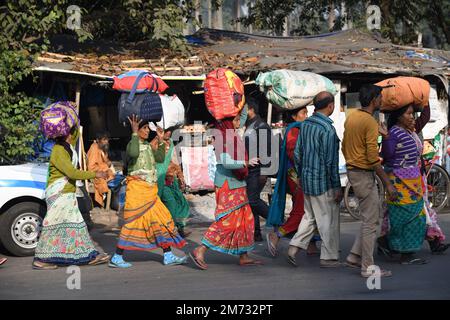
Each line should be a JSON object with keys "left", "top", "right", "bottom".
{"left": 266, "top": 107, "right": 318, "bottom": 256}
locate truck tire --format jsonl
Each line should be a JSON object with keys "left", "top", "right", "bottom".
{"left": 0, "top": 202, "right": 45, "bottom": 256}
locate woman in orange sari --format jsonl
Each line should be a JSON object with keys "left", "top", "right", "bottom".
{"left": 190, "top": 113, "right": 261, "bottom": 269}
{"left": 109, "top": 116, "right": 187, "bottom": 268}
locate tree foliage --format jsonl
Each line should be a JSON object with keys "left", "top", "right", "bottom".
{"left": 0, "top": 1, "right": 75, "bottom": 160}
{"left": 239, "top": 0, "right": 449, "bottom": 48}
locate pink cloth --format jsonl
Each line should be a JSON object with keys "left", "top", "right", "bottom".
{"left": 181, "top": 146, "right": 215, "bottom": 191}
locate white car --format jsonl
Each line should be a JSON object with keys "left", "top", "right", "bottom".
{"left": 0, "top": 161, "right": 48, "bottom": 256}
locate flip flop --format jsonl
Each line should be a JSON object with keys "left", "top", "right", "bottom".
{"left": 266, "top": 233, "right": 277, "bottom": 257}
{"left": 287, "top": 255, "right": 297, "bottom": 267}
{"left": 345, "top": 259, "right": 361, "bottom": 269}
{"left": 88, "top": 253, "right": 110, "bottom": 266}
{"left": 189, "top": 252, "right": 208, "bottom": 270}
{"left": 431, "top": 243, "right": 449, "bottom": 255}
{"left": 32, "top": 261, "right": 58, "bottom": 270}
{"left": 239, "top": 259, "right": 264, "bottom": 266}
{"left": 377, "top": 246, "right": 393, "bottom": 258}
{"left": 400, "top": 257, "right": 427, "bottom": 265}
{"left": 0, "top": 258, "right": 7, "bottom": 266}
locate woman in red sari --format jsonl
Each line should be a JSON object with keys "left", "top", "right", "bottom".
{"left": 190, "top": 112, "right": 261, "bottom": 269}
{"left": 266, "top": 107, "right": 318, "bottom": 256}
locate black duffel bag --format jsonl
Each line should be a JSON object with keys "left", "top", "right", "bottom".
{"left": 118, "top": 71, "right": 163, "bottom": 125}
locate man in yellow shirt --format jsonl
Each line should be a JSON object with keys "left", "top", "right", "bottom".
{"left": 342, "top": 84, "right": 396, "bottom": 278}
{"left": 87, "top": 132, "right": 115, "bottom": 207}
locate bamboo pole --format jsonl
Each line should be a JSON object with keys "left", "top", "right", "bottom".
{"left": 267, "top": 103, "right": 273, "bottom": 125}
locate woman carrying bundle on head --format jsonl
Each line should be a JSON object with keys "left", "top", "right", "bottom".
{"left": 33, "top": 125, "right": 110, "bottom": 270}
{"left": 109, "top": 115, "right": 187, "bottom": 268}
{"left": 190, "top": 110, "right": 262, "bottom": 269}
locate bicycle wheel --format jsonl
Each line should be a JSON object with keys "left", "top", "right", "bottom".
{"left": 344, "top": 175, "right": 386, "bottom": 220}
{"left": 425, "top": 164, "right": 450, "bottom": 213}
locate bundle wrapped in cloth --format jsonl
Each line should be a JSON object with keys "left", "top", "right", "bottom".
{"left": 256, "top": 69, "right": 337, "bottom": 109}
{"left": 39, "top": 101, "right": 79, "bottom": 139}
{"left": 204, "top": 68, "right": 245, "bottom": 120}
{"left": 375, "top": 76, "right": 430, "bottom": 112}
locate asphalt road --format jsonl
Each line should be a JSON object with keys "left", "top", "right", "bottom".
{"left": 1, "top": 214, "right": 450, "bottom": 300}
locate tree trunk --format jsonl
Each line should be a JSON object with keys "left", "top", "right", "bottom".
{"left": 235, "top": 0, "right": 241, "bottom": 32}
{"left": 379, "top": 0, "right": 397, "bottom": 42}
{"left": 283, "top": 17, "right": 289, "bottom": 36}
{"left": 328, "top": 1, "right": 335, "bottom": 31}
{"left": 194, "top": 0, "right": 201, "bottom": 31}
{"left": 213, "top": 4, "right": 223, "bottom": 29}
{"left": 207, "top": 0, "right": 212, "bottom": 29}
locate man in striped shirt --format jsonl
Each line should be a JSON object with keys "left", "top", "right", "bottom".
{"left": 287, "top": 91, "right": 343, "bottom": 268}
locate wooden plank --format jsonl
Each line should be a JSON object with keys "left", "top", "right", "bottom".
{"left": 173, "top": 58, "right": 193, "bottom": 76}
{"left": 121, "top": 59, "right": 152, "bottom": 64}
{"left": 123, "top": 66, "right": 203, "bottom": 72}
{"left": 37, "top": 56, "right": 62, "bottom": 63}
{"left": 44, "top": 52, "right": 92, "bottom": 62}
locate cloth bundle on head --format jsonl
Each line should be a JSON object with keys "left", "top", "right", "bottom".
{"left": 215, "top": 119, "right": 248, "bottom": 180}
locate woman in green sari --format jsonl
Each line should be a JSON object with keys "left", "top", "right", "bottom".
{"left": 156, "top": 126, "right": 191, "bottom": 238}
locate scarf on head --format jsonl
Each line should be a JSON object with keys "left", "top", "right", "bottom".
{"left": 215, "top": 119, "right": 248, "bottom": 180}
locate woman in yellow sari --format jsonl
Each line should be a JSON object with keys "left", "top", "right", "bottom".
{"left": 109, "top": 115, "right": 187, "bottom": 268}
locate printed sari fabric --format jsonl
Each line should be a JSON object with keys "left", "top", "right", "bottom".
{"left": 156, "top": 140, "right": 190, "bottom": 229}
{"left": 278, "top": 168, "right": 305, "bottom": 236}
{"left": 202, "top": 181, "right": 254, "bottom": 255}
{"left": 422, "top": 175, "right": 445, "bottom": 242}
{"left": 34, "top": 180, "right": 99, "bottom": 265}
{"left": 386, "top": 166, "right": 427, "bottom": 253}
{"left": 117, "top": 177, "right": 186, "bottom": 251}
{"left": 267, "top": 123, "right": 304, "bottom": 229}
{"left": 160, "top": 179, "right": 190, "bottom": 229}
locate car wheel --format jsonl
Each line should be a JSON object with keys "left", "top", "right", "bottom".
{"left": 0, "top": 202, "right": 46, "bottom": 256}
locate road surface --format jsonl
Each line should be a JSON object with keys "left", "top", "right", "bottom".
{"left": 1, "top": 214, "right": 449, "bottom": 300}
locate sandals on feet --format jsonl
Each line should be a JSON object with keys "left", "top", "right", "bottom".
{"left": 189, "top": 250, "right": 208, "bottom": 270}
{"left": 88, "top": 253, "right": 110, "bottom": 266}
{"left": 345, "top": 259, "right": 362, "bottom": 269}
{"left": 400, "top": 257, "right": 427, "bottom": 265}
{"left": 287, "top": 254, "right": 297, "bottom": 267}
{"left": 266, "top": 233, "right": 278, "bottom": 257}
{"left": 431, "top": 243, "right": 450, "bottom": 255}
{"left": 239, "top": 259, "right": 263, "bottom": 266}
{"left": 32, "top": 261, "right": 58, "bottom": 270}
{"left": 361, "top": 269, "right": 392, "bottom": 278}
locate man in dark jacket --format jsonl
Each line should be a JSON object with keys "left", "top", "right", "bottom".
{"left": 244, "top": 96, "right": 273, "bottom": 241}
